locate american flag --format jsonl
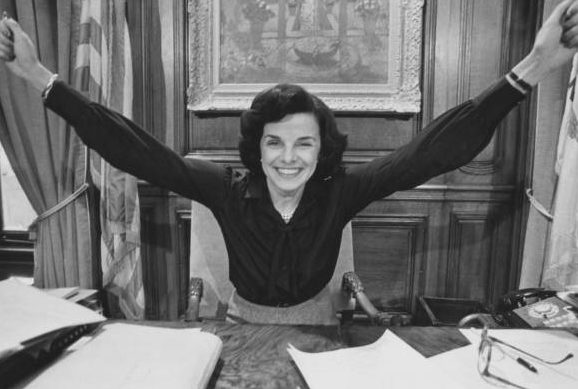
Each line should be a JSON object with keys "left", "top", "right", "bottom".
{"left": 73, "top": 0, "right": 144, "bottom": 319}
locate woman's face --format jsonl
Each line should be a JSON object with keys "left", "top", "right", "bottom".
{"left": 260, "top": 112, "right": 321, "bottom": 199}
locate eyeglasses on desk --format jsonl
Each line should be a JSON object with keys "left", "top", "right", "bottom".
{"left": 477, "top": 326, "right": 574, "bottom": 388}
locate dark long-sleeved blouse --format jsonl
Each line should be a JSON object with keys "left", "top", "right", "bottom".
{"left": 44, "top": 78, "right": 525, "bottom": 306}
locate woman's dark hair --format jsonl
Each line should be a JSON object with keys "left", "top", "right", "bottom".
{"left": 239, "top": 83, "right": 348, "bottom": 179}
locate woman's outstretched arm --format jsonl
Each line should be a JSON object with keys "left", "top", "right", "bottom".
{"left": 0, "top": 15, "right": 230, "bottom": 208}
{"left": 339, "top": 0, "right": 578, "bottom": 217}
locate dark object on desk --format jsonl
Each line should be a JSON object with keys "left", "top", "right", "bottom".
{"left": 44, "top": 287, "right": 102, "bottom": 314}
{"left": 415, "top": 296, "right": 487, "bottom": 326}
{"left": 453, "top": 288, "right": 578, "bottom": 329}
{"left": 0, "top": 279, "right": 106, "bottom": 388}
{"left": 493, "top": 288, "right": 578, "bottom": 328}
{"left": 506, "top": 296, "right": 574, "bottom": 328}
{"left": 0, "top": 324, "right": 99, "bottom": 388}
{"left": 498, "top": 287, "right": 557, "bottom": 312}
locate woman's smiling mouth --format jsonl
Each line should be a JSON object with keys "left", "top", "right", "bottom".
{"left": 276, "top": 167, "right": 302, "bottom": 177}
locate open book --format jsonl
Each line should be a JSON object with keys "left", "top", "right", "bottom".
{"left": 0, "top": 278, "right": 222, "bottom": 389}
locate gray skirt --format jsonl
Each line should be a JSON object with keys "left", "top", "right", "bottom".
{"left": 226, "top": 286, "right": 339, "bottom": 326}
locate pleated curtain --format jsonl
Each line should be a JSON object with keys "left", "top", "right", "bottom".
{"left": 0, "top": 0, "right": 99, "bottom": 289}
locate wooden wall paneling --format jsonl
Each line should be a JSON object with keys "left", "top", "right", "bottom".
{"left": 165, "top": 195, "right": 184, "bottom": 320}
{"left": 127, "top": 0, "right": 144, "bottom": 127}
{"left": 445, "top": 200, "right": 515, "bottom": 306}
{"left": 336, "top": 116, "right": 416, "bottom": 153}
{"left": 139, "top": 188, "right": 189, "bottom": 320}
{"left": 170, "top": 0, "right": 187, "bottom": 153}
{"left": 446, "top": 209, "right": 497, "bottom": 302}
{"left": 189, "top": 115, "right": 243, "bottom": 154}
{"left": 421, "top": 0, "right": 438, "bottom": 126}
{"left": 175, "top": 200, "right": 192, "bottom": 316}
{"left": 139, "top": 186, "right": 173, "bottom": 320}
{"left": 352, "top": 214, "right": 427, "bottom": 314}
{"left": 433, "top": 0, "right": 506, "bottom": 182}
{"left": 139, "top": 197, "right": 161, "bottom": 319}
{"left": 128, "top": 0, "right": 166, "bottom": 140}
{"left": 366, "top": 184, "right": 516, "bottom": 309}
{"left": 127, "top": 0, "right": 190, "bottom": 320}
{"left": 426, "top": 0, "right": 538, "bottom": 307}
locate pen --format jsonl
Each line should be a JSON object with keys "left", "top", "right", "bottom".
{"left": 516, "top": 357, "right": 538, "bottom": 373}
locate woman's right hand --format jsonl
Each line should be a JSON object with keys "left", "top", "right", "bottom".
{"left": 0, "top": 16, "right": 53, "bottom": 91}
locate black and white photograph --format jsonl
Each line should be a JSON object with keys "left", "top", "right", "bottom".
{"left": 1, "top": 0, "right": 578, "bottom": 388}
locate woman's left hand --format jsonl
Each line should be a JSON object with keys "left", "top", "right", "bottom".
{"left": 0, "top": 16, "right": 53, "bottom": 91}
{"left": 517, "top": 0, "right": 578, "bottom": 85}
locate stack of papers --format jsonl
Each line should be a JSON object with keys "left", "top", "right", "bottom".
{"left": 18, "top": 324, "right": 223, "bottom": 389}
{"left": 288, "top": 330, "right": 461, "bottom": 389}
{"left": 0, "top": 278, "right": 223, "bottom": 389}
{"left": 288, "top": 328, "right": 578, "bottom": 389}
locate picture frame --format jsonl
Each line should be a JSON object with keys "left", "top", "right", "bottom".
{"left": 188, "top": 0, "right": 423, "bottom": 112}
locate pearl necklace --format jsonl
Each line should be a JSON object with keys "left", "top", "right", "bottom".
{"left": 280, "top": 206, "right": 297, "bottom": 223}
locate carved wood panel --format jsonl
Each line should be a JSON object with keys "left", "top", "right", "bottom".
{"left": 446, "top": 210, "right": 497, "bottom": 303}
{"left": 352, "top": 215, "right": 427, "bottom": 313}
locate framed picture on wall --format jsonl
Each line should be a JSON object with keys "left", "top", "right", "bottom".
{"left": 187, "top": 0, "right": 423, "bottom": 112}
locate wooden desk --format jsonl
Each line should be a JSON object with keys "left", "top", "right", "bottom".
{"left": 6, "top": 322, "right": 473, "bottom": 389}
{"left": 9, "top": 321, "right": 578, "bottom": 389}
{"left": 185, "top": 322, "right": 471, "bottom": 388}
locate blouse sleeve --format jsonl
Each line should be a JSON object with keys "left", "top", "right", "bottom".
{"left": 340, "top": 77, "right": 526, "bottom": 218}
{"left": 44, "top": 81, "right": 229, "bottom": 209}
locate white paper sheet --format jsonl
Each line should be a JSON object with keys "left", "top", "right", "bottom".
{"left": 20, "top": 323, "right": 223, "bottom": 389}
{"left": 429, "top": 329, "right": 578, "bottom": 389}
{"left": 288, "top": 329, "right": 461, "bottom": 389}
{"left": 0, "top": 278, "right": 105, "bottom": 355}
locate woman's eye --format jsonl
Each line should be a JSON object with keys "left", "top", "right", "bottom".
{"left": 297, "top": 142, "right": 313, "bottom": 148}
{"left": 266, "top": 140, "right": 281, "bottom": 147}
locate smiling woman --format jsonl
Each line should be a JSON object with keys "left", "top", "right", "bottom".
{"left": 261, "top": 113, "right": 321, "bottom": 219}
{"left": 239, "top": 83, "right": 346, "bottom": 224}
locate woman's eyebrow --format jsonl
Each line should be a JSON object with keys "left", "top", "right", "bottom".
{"left": 297, "top": 136, "right": 318, "bottom": 141}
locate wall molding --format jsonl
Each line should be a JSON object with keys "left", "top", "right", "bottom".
{"left": 445, "top": 210, "right": 498, "bottom": 303}
{"left": 353, "top": 214, "right": 428, "bottom": 313}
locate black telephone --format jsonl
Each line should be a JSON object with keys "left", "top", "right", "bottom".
{"left": 498, "top": 288, "right": 578, "bottom": 328}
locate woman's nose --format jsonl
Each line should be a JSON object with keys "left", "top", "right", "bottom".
{"left": 282, "top": 146, "right": 296, "bottom": 162}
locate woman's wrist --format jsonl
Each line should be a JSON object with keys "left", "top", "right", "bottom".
{"left": 510, "top": 52, "right": 550, "bottom": 88}
{"left": 25, "top": 63, "right": 54, "bottom": 93}
{"left": 505, "top": 71, "right": 533, "bottom": 95}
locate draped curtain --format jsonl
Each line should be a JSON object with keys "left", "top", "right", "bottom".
{"left": 541, "top": 54, "right": 578, "bottom": 290}
{"left": 0, "top": 0, "right": 143, "bottom": 319}
{"left": 520, "top": 0, "right": 572, "bottom": 289}
{"left": 521, "top": 0, "right": 578, "bottom": 290}
{"left": 0, "top": 0, "right": 98, "bottom": 289}
{"left": 519, "top": 66, "right": 568, "bottom": 288}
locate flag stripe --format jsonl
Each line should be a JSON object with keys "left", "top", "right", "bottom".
{"left": 73, "top": 0, "right": 144, "bottom": 319}
{"left": 78, "top": 19, "right": 102, "bottom": 51}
